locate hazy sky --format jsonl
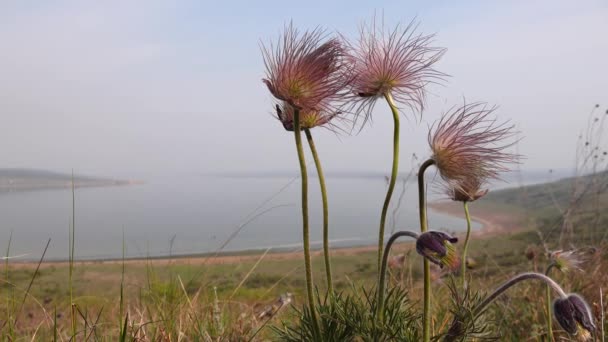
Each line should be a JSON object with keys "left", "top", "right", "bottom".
{"left": 1, "top": 0, "right": 607, "bottom": 180}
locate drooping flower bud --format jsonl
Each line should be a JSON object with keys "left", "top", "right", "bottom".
{"left": 415, "top": 231, "right": 459, "bottom": 269}
{"left": 524, "top": 245, "right": 537, "bottom": 261}
{"left": 553, "top": 294, "right": 596, "bottom": 341}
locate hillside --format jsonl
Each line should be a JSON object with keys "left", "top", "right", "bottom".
{"left": 482, "top": 170, "right": 608, "bottom": 245}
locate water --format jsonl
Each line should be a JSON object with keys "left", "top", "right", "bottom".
{"left": 0, "top": 173, "right": 498, "bottom": 261}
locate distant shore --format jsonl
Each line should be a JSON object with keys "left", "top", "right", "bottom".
{"left": 428, "top": 200, "right": 523, "bottom": 238}
{"left": 11, "top": 199, "right": 522, "bottom": 268}
{"left": 0, "top": 168, "right": 144, "bottom": 193}
{"left": 0, "top": 179, "right": 144, "bottom": 193}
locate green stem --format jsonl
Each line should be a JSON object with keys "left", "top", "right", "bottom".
{"left": 304, "top": 128, "right": 333, "bottom": 295}
{"left": 461, "top": 202, "right": 472, "bottom": 288}
{"left": 377, "top": 230, "right": 419, "bottom": 322}
{"left": 5, "top": 231, "right": 13, "bottom": 336}
{"left": 293, "top": 109, "right": 321, "bottom": 340}
{"left": 70, "top": 171, "right": 76, "bottom": 339}
{"left": 418, "top": 158, "right": 435, "bottom": 342}
{"left": 377, "top": 92, "right": 400, "bottom": 272}
{"left": 473, "top": 272, "right": 567, "bottom": 318}
{"left": 545, "top": 264, "right": 556, "bottom": 342}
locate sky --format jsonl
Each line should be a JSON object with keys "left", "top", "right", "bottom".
{"left": 1, "top": 0, "right": 607, "bottom": 180}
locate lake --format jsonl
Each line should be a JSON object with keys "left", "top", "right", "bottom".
{"left": 0, "top": 171, "right": 544, "bottom": 261}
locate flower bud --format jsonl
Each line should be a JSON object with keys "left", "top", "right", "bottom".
{"left": 553, "top": 294, "right": 596, "bottom": 341}
{"left": 415, "top": 231, "right": 459, "bottom": 269}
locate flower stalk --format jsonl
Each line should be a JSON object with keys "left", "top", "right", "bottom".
{"left": 377, "top": 92, "right": 401, "bottom": 271}
{"left": 418, "top": 158, "right": 435, "bottom": 342}
{"left": 545, "top": 263, "right": 556, "bottom": 342}
{"left": 304, "top": 128, "right": 333, "bottom": 294}
{"left": 461, "top": 202, "right": 472, "bottom": 288}
{"left": 293, "top": 109, "right": 321, "bottom": 339}
{"left": 473, "top": 272, "right": 567, "bottom": 318}
{"left": 377, "top": 230, "right": 419, "bottom": 321}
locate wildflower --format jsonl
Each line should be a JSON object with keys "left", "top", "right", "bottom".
{"left": 524, "top": 245, "right": 537, "bottom": 261}
{"left": 345, "top": 18, "right": 446, "bottom": 124}
{"left": 549, "top": 250, "right": 582, "bottom": 273}
{"left": 274, "top": 101, "right": 341, "bottom": 131}
{"left": 261, "top": 24, "right": 351, "bottom": 113}
{"left": 415, "top": 231, "right": 459, "bottom": 269}
{"left": 465, "top": 257, "right": 477, "bottom": 269}
{"left": 553, "top": 294, "right": 596, "bottom": 341}
{"left": 429, "top": 102, "right": 518, "bottom": 183}
{"left": 445, "top": 176, "right": 489, "bottom": 202}
{"left": 388, "top": 253, "right": 406, "bottom": 269}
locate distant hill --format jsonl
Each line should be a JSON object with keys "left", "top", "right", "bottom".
{"left": 0, "top": 168, "right": 139, "bottom": 192}
{"left": 484, "top": 170, "right": 608, "bottom": 244}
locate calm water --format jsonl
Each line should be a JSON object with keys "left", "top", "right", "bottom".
{"left": 0, "top": 174, "right": 494, "bottom": 260}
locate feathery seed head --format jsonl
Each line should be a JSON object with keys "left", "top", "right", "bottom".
{"left": 429, "top": 102, "right": 518, "bottom": 184}
{"left": 262, "top": 24, "right": 351, "bottom": 114}
{"left": 345, "top": 18, "right": 446, "bottom": 125}
{"left": 549, "top": 250, "right": 582, "bottom": 273}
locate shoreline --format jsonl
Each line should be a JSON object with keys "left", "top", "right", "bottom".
{"left": 0, "top": 179, "right": 144, "bottom": 193}
{"left": 11, "top": 200, "right": 522, "bottom": 268}
{"left": 428, "top": 200, "right": 521, "bottom": 239}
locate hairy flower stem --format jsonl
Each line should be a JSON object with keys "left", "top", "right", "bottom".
{"left": 377, "top": 92, "right": 400, "bottom": 272}
{"left": 473, "top": 272, "right": 567, "bottom": 318}
{"left": 70, "top": 172, "right": 76, "bottom": 339}
{"left": 418, "top": 158, "right": 435, "bottom": 342}
{"left": 293, "top": 109, "right": 321, "bottom": 339}
{"left": 377, "top": 230, "right": 420, "bottom": 322}
{"left": 461, "top": 202, "right": 472, "bottom": 288}
{"left": 545, "top": 264, "right": 556, "bottom": 342}
{"left": 304, "top": 128, "right": 333, "bottom": 295}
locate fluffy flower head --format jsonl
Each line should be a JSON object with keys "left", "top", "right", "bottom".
{"left": 553, "top": 294, "right": 596, "bottom": 341}
{"left": 549, "top": 250, "right": 583, "bottom": 273}
{"left": 429, "top": 102, "right": 518, "bottom": 184}
{"left": 346, "top": 18, "right": 446, "bottom": 125}
{"left": 415, "top": 231, "right": 459, "bottom": 270}
{"left": 262, "top": 24, "right": 351, "bottom": 113}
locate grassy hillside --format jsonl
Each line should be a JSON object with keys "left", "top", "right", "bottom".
{"left": 483, "top": 170, "right": 608, "bottom": 245}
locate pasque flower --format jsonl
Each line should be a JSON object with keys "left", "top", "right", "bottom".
{"left": 346, "top": 19, "right": 446, "bottom": 124}
{"left": 553, "top": 294, "right": 596, "bottom": 341}
{"left": 416, "top": 231, "right": 459, "bottom": 269}
{"left": 549, "top": 250, "right": 583, "bottom": 273}
{"left": 262, "top": 24, "right": 351, "bottom": 113}
{"left": 445, "top": 176, "right": 489, "bottom": 202}
{"left": 429, "top": 102, "right": 518, "bottom": 184}
{"left": 274, "top": 101, "right": 341, "bottom": 131}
